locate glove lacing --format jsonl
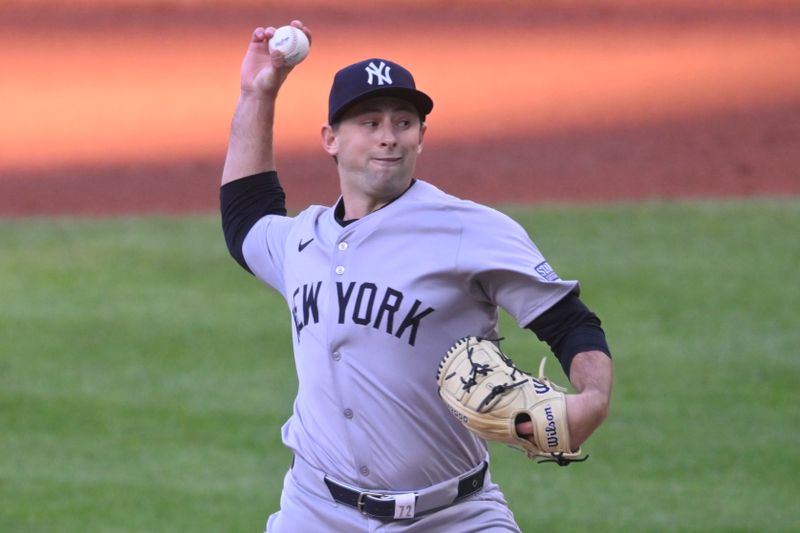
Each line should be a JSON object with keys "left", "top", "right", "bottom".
{"left": 460, "top": 337, "right": 530, "bottom": 413}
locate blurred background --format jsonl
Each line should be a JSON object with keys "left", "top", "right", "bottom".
{"left": 1, "top": 0, "right": 799, "bottom": 215}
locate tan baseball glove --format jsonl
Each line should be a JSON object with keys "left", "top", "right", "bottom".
{"left": 437, "top": 336, "right": 587, "bottom": 466}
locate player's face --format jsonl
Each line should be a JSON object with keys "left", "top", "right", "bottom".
{"left": 322, "top": 97, "right": 426, "bottom": 208}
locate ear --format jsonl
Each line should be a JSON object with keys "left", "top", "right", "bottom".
{"left": 417, "top": 122, "right": 427, "bottom": 154}
{"left": 321, "top": 123, "right": 338, "bottom": 156}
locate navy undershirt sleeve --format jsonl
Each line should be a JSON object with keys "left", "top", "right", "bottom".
{"left": 220, "top": 171, "right": 287, "bottom": 274}
{"left": 525, "top": 293, "right": 611, "bottom": 378}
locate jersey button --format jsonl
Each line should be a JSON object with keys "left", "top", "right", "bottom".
{"left": 338, "top": 242, "right": 348, "bottom": 251}
{"left": 343, "top": 408, "right": 354, "bottom": 419}
{"left": 332, "top": 351, "right": 342, "bottom": 361}
{"left": 335, "top": 266, "right": 345, "bottom": 275}
{"left": 360, "top": 466, "right": 370, "bottom": 476}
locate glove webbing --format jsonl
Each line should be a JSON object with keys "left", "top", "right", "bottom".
{"left": 461, "top": 338, "right": 530, "bottom": 413}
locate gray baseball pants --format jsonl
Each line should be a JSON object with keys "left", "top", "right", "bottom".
{"left": 265, "top": 456, "right": 521, "bottom": 532}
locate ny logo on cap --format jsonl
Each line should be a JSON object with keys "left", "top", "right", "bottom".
{"left": 365, "top": 61, "right": 393, "bottom": 86}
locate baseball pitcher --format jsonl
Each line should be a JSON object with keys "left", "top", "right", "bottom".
{"left": 220, "top": 20, "right": 613, "bottom": 532}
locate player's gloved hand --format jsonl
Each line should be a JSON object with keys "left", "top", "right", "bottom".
{"left": 240, "top": 20, "right": 312, "bottom": 97}
{"left": 437, "top": 336, "right": 588, "bottom": 466}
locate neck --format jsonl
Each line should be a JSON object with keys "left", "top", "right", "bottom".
{"left": 341, "top": 194, "right": 391, "bottom": 220}
{"left": 339, "top": 180, "right": 415, "bottom": 221}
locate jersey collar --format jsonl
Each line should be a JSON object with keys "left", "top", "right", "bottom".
{"left": 334, "top": 179, "right": 418, "bottom": 227}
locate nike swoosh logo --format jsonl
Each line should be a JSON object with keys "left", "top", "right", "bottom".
{"left": 298, "top": 238, "right": 314, "bottom": 252}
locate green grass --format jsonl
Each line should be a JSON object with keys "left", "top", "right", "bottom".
{"left": 1, "top": 199, "right": 798, "bottom": 532}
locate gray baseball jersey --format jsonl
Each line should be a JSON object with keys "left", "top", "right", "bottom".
{"left": 242, "top": 179, "right": 577, "bottom": 491}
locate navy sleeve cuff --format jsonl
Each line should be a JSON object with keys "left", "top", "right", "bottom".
{"left": 526, "top": 293, "right": 611, "bottom": 377}
{"left": 220, "top": 171, "right": 287, "bottom": 273}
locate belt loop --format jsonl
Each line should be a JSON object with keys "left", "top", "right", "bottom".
{"left": 456, "top": 461, "right": 488, "bottom": 499}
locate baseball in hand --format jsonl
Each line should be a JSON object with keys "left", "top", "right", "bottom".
{"left": 268, "top": 25, "right": 310, "bottom": 66}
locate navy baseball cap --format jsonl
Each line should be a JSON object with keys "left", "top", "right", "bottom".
{"left": 328, "top": 58, "right": 434, "bottom": 124}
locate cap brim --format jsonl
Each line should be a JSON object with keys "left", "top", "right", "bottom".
{"left": 330, "top": 87, "right": 434, "bottom": 124}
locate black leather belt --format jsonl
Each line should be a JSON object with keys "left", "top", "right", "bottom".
{"left": 323, "top": 462, "right": 488, "bottom": 519}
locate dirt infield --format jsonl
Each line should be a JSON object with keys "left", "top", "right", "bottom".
{"left": 1, "top": 1, "right": 799, "bottom": 216}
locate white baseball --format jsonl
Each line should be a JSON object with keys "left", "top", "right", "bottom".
{"left": 268, "top": 25, "right": 309, "bottom": 67}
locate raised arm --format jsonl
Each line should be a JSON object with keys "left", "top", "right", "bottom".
{"left": 221, "top": 20, "right": 312, "bottom": 185}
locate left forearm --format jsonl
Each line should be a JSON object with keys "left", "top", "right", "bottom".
{"left": 565, "top": 350, "right": 613, "bottom": 448}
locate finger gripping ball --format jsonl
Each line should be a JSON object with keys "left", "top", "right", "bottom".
{"left": 268, "top": 25, "right": 310, "bottom": 66}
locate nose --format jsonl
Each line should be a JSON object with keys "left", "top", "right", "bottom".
{"left": 378, "top": 123, "right": 398, "bottom": 148}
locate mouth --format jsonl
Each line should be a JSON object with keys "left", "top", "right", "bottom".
{"left": 372, "top": 156, "right": 403, "bottom": 165}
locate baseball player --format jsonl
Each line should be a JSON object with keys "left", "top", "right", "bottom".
{"left": 220, "top": 21, "right": 613, "bottom": 532}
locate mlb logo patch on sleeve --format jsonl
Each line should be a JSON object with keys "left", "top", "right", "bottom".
{"left": 535, "top": 261, "right": 560, "bottom": 281}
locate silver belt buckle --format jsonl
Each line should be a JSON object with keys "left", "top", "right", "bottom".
{"left": 356, "top": 491, "right": 385, "bottom": 515}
